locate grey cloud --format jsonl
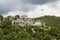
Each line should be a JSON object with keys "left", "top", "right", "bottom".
{"left": 0, "top": 0, "right": 57, "bottom": 15}
{"left": 0, "top": 0, "right": 36, "bottom": 15}
{"left": 21, "top": 0, "right": 57, "bottom": 5}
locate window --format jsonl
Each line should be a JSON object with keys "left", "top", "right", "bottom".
{"left": 14, "top": 22, "right": 16, "bottom": 24}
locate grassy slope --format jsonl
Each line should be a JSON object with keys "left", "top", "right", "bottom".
{"left": 33, "top": 16, "right": 60, "bottom": 30}
{"left": 0, "top": 25, "right": 60, "bottom": 40}
{"left": 0, "top": 15, "right": 60, "bottom": 40}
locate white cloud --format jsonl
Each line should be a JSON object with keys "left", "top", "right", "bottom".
{"left": 27, "top": 0, "right": 60, "bottom": 18}
{"left": 2, "top": 0, "right": 60, "bottom": 18}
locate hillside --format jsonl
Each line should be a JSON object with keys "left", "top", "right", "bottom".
{"left": 33, "top": 16, "right": 60, "bottom": 30}
{"left": 0, "top": 15, "right": 60, "bottom": 40}
{"left": 0, "top": 25, "right": 60, "bottom": 40}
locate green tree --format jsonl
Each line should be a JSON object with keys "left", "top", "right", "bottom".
{"left": 15, "top": 15, "right": 20, "bottom": 20}
{"left": 0, "top": 15, "right": 3, "bottom": 21}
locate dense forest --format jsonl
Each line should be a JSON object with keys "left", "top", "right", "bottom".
{"left": 0, "top": 15, "right": 60, "bottom": 40}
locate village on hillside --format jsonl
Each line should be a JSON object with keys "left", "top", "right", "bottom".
{"left": 0, "top": 15, "right": 59, "bottom": 40}
{"left": 0, "top": 15, "right": 45, "bottom": 27}
{"left": 7, "top": 15, "right": 45, "bottom": 27}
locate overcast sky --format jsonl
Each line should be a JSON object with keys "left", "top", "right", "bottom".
{"left": 0, "top": 0, "right": 60, "bottom": 18}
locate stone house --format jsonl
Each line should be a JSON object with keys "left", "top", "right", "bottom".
{"left": 12, "top": 15, "right": 33, "bottom": 26}
{"left": 12, "top": 19, "right": 25, "bottom": 26}
{"left": 12, "top": 15, "right": 45, "bottom": 27}
{"left": 32, "top": 20, "right": 45, "bottom": 27}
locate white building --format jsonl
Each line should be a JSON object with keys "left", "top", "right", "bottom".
{"left": 12, "top": 15, "right": 45, "bottom": 27}
{"left": 12, "top": 15, "right": 33, "bottom": 26}
{"left": 33, "top": 20, "right": 45, "bottom": 27}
